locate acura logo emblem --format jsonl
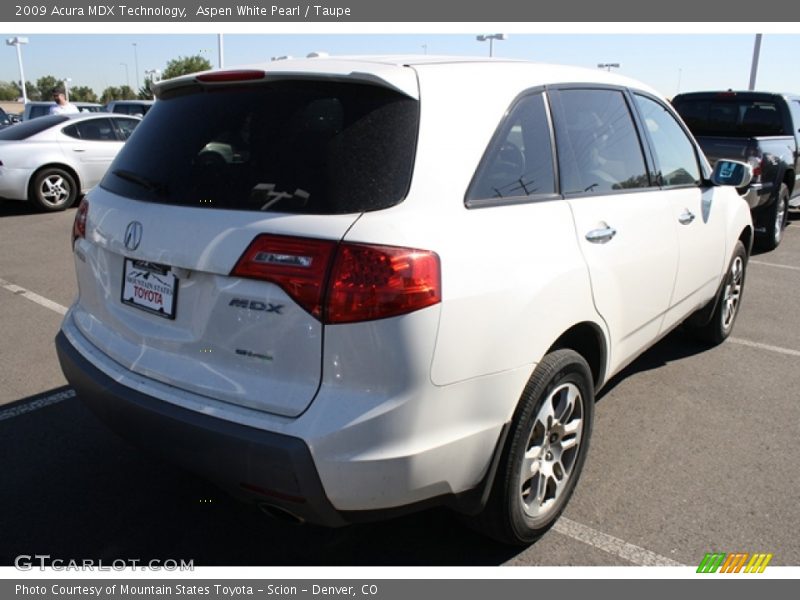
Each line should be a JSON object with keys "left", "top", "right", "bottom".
{"left": 124, "top": 221, "right": 143, "bottom": 251}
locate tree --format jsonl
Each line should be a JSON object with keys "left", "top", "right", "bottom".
{"left": 137, "top": 80, "right": 154, "bottom": 100}
{"left": 162, "top": 55, "right": 212, "bottom": 80}
{"left": 118, "top": 85, "right": 136, "bottom": 100}
{"left": 0, "top": 81, "right": 18, "bottom": 101}
{"left": 36, "top": 75, "right": 60, "bottom": 99}
{"left": 100, "top": 86, "right": 122, "bottom": 104}
{"left": 70, "top": 86, "right": 98, "bottom": 103}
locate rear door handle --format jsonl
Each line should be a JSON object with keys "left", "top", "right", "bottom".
{"left": 585, "top": 226, "right": 617, "bottom": 244}
{"left": 678, "top": 210, "right": 696, "bottom": 225}
{"left": 72, "top": 148, "right": 86, "bottom": 153}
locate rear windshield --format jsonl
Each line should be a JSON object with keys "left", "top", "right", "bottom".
{"left": 0, "top": 115, "right": 68, "bottom": 140}
{"left": 101, "top": 81, "right": 419, "bottom": 214}
{"left": 673, "top": 97, "right": 787, "bottom": 137}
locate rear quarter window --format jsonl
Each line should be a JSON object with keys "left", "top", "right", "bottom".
{"left": 101, "top": 81, "right": 419, "bottom": 214}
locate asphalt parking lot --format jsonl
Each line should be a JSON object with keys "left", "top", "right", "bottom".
{"left": 1, "top": 199, "right": 799, "bottom": 567}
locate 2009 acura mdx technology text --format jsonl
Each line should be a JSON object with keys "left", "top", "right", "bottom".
{"left": 56, "top": 56, "right": 753, "bottom": 545}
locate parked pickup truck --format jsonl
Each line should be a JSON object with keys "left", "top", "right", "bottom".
{"left": 672, "top": 91, "right": 800, "bottom": 250}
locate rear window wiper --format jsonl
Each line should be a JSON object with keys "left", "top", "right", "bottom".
{"left": 112, "top": 169, "right": 168, "bottom": 195}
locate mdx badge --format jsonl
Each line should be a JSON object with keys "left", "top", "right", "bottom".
{"left": 124, "top": 221, "right": 143, "bottom": 251}
{"left": 229, "top": 298, "right": 284, "bottom": 314}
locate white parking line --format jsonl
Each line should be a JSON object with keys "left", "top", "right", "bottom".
{"left": 0, "top": 388, "right": 76, "bottom": 422}
{"left": 0, "top": 277, "right": 68, "bottom": 315}
{"left": 749, "top": 260, "right": 800, "bottom": 273}
{"left": 729, "top": 337, "right": 800, "bottom": 358}
{"left": 553, "top": 517, "right": 684, "bottom": 566}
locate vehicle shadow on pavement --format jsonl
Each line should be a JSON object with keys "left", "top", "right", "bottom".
{"left": 597, "top": 329, "right": 709, "bottom": 401}
{"left": 0, "top": 386, "right": 519, "bottom": 566}
{"left": 0, "top": 200, "right": 78, "bottom": 217}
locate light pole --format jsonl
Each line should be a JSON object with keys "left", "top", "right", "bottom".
{"left": 476, "top": 34, "right": 507, "bottom": 57}
{"left": 144, "top": 68, "right": 161, "bottom": 95}
{"left": 132, "top": 42, "right": 139, "bottom": 90}
{"left": 218, "top": 33, "right": 224, "bottom": 68}
{"left": 6, "top": 36, "right": 29, "bottom": 104}
{"left": 421, "top": 44, "right": 428, "bottom": 55}
{"left": 597, "top": 63, "right": 620, "bottom": 72}
{"left": 62, "top": 77, "right": 72, "bottom": 102}
{"left": 120, "top": 63, "right": 130, "bottom": 88}
{"left": 749, "top": 34, "right": 762, "bottom": 91}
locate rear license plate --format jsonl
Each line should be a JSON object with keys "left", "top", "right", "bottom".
{"left": 121, "top": 258, "right": 178, "bottom": 319}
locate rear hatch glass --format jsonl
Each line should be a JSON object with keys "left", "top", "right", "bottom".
{"left": 101, "top": 80, "right": 419, "bottom": 214}
{"left": 673, "top": 96, "right": 787, "bottom": 137}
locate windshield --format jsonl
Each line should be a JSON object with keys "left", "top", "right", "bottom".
{"left": 673, "top": 97, "right": 787, "bottom": 137}
{"left": 101, "top": 80, "right": 419, "bottom": 214}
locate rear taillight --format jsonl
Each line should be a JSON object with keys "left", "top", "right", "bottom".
{"left": 196, "top": 70, "right": 265, "bottom": 83}
{"left": 232, "top": 235, "right": 441, "bottom": 324}
{"left": 231, "top": 235, "right": 336, "bottom": 319}
{"left": 326, "top": 243, "right": 441, "bottom": 324}
{"left": 72, "top": 198, "right": 88, "bottom": 247}
{"left": 746, "top": 151, "right": 763, "bottom": 182}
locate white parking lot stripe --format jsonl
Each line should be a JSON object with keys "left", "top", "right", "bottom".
{"left": 553, "top": 517, "right": 684, "bottom": 566}
{"left": 749, "top": 260, "right": 800, "bottom": 273}
{"left": 0, "top": 388, "right": 76, "bottom": 422}
{"left": 0, "top": 277, "right": 68, "bottom": 315}
{"left": 729, "top": 337, "right": 800, "bottom": 358}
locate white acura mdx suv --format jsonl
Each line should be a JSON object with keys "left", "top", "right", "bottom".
{"left": 56, "top": 56, "right": 753, "bottom": 545}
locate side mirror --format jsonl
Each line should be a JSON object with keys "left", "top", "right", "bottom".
{"left": 711, "top": 160, "right": 753, "bottom": 188}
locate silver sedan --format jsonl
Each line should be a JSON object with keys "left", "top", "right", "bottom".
{"left": 0, "top": 112, "right": 140, "bottom": 211}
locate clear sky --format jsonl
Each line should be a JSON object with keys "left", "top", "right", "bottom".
{"left": 1, "top": 32, "right": 799, "bottom": 100}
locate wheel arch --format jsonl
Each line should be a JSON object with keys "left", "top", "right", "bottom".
{"left": 546, "top": 321, "right": 608, "bottom": 391}
{"left": 27, "top": 163, "right": 82, "bottom": 198}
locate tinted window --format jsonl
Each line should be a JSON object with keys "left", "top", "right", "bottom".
{"left": 28, "top": 104, "right": 52, "bottom": 119}
{"left": 634, "top": 94, "right": 701, "bottom": 187}
{"left": 102, "top": 81, "right": 419, "bottom": 214}
{"left": 790, "top": 100, "right": 800, "bottom": 133}
{"left": 555, "top": 89, "right": 649, "bottom": 195}
{"left": 112, "top": 117, "right": 138, "bottom": 140}
{"left": 673, "top": 97, "right": 786, "bottom": 137}
{"left": 467, "top": 92, "right": 556, "bottom": 204}
{"left": 62, "top": 118, "right": 117, "bottom": 141}
{"left": 0, "top": 115, "right": 68, "bottom": 140}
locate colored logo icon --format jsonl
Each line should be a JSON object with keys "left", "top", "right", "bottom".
{"left": 697, "top": 552, "right": 773, "bottom": 573}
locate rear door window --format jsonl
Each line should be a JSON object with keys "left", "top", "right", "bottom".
{"left": 553, "top": 89, "right": 650, "bottom": 195}
{"left": 634, "top": 94, "right": 701, "bottom": 187}
{"left": 102, "top": 81, "right": 419, "bottom": 214}
{"left": 466, "top": 91, "right": 556, "bottom": 206}
{"left": 63, "top": 118, "right": 118, "bottom": 141}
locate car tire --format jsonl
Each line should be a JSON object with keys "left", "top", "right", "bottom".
{"left": 476, "top": 349, "right": 594, "bottom": 546}
{"left": 29, "top": 167, "right": 78, "bottom": 212}
{"left": 691, "top": 240, "right": 747, "bottom": 346}
{"left": 757, "top": 183, "right": 788, "bottom": 251}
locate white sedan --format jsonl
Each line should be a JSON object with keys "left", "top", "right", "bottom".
{"left": 0, "top": 113, "right": 140, "bottom": 211}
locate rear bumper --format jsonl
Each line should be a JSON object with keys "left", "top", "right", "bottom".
{"left": 55, "top": 330, "right": 347, "bottom": 527}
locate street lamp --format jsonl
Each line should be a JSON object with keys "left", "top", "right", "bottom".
{"left": 597, "top": 63, "right": 620, "bottom": 72}
{"left": 120, "top": 63, "right": 130, "bottom": 88}
{"left": 6, "top": 36, "right": 29, "bottom": 104}
{"left": 476, "top": 34, "right": 507, "bottom": 57}
{"left": 132, "top": 42, "right": 139, "bottom": 90}
{"left": 62, "top": 77, "right": 72, "bottom": 102}
{"left": 144, "top": 68, "right": 161, "bottom": 90}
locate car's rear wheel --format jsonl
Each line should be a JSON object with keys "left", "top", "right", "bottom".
{"left": 29, "top": 167, "right": 78, "bottom": 212}
{"left": 758, "top": 183, "right": 788, "bottom": 251}
{"left": 476, "top": 349, "right": 594, "bottom": 545}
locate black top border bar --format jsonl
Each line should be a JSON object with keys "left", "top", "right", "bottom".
{"left": 2, "top": 0, "right": 796, "bottom": 22}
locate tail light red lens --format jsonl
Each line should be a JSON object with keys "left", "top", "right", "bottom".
{"left": 326, "top": 243, "right": 441, "bottom": 324}
{"left": 72, "top": 198, "right": 89, "bottom": 247}
{"left": 231, "top": 235, "right": 337, "bottom": 318}
{"left": 232, "top": 235, "right": 441, "bottom": 324}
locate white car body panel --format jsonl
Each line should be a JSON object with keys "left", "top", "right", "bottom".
{"left": 0, "top": 114, "right": 137, "bottom": 202}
